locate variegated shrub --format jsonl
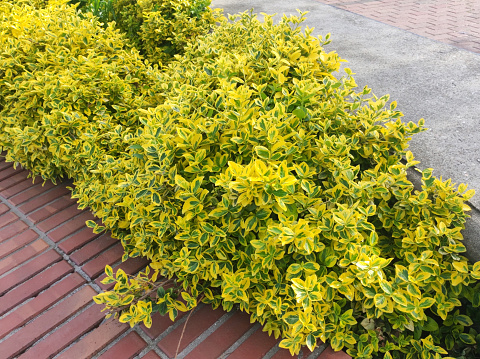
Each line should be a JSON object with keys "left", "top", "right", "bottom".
{"left": 0, "top": 2, "right": 479, "bottom": 358}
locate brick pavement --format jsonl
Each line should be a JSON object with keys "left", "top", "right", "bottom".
{"left": 0, "top": 154, "right": 350, "bottom": 359}
{"left": 315, "top": 0, "right": 480, "bottom": 53}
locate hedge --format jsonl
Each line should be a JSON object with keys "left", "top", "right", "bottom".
{"left": 1, "top": 1, "right": 479, "bottom": 358}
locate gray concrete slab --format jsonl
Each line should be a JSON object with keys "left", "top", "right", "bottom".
{"left": 211, "top": 0, "right": 480, "bottom": 261}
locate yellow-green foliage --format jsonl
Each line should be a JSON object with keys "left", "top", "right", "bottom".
{"left": 77, "top": 12, "right": 479, "bottom": 359}
{"left": 0, "top": 0, "right": 162, "bottom": 180}
{"left": 1, "top": 3, "right": 479, "bottom": 358}
{"left": 111, "top": 0, "right": 221, "bottom": 65}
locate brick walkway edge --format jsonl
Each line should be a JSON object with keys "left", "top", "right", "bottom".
{"left": 315, "top": 0, "right": 480, "bottom": 53}
{"left": 0, "top": 155, "right": 351, "bottom": 359}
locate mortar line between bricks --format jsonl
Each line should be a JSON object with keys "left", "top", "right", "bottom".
{"left": 176, "top": 311, "right": 235, "bottom": 359}
{"left": 145, "top": 303, "right": 207, "bottom": 359}
{"left": 131, "top": 328, "right": 170, "bottom": 359}
{"left": 0, "top": 272, "right": 80, "bottom": 321}
{"left": 306, "top": 342, "right": 328, "bottom": 359}
{"left": 86, "top": 326, "right": 138, "bottom": 359}
{"left": 0, "top": 241, "right": 52, "bottom": 280}
{"left": 8, "top": 178, "right": 73, "bottom": 206}
{"left": 314, "top": 0, "right": 480, "bottom": 55}
{"left": 13, "top": 179, "right": 73, "bottom": 210}
{"left": 51, "top": 315, "right": 125, "bottom": 359}
{"left": 261, "top": 344, "right": 281, "bottom": 359}
{"left": 221, "top": 323, "right": 261, "bottom": 359}
{"left": 0, "top": 284, "right": 94, "bottom": 345}
{"left": 13, "top": 300, "right": 100, "bottom": 357}
{"left": 36, "top": 203, "right": 92, "bottom": 236}
{"left": 25, "top": 193, "right": 75, "bottom": 219}
{"left": 0, "top": 191, "right": 103, "bottom": 294}
{"left": 92, "top": 303, "right": 208, "bottom": 359}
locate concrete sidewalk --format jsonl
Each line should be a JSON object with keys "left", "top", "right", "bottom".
{"left": 212, "top": 0, "right": 480, "bottom": 262}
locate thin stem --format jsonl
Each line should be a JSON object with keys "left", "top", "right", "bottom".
{"left": 175, "top": 294, "right": 205, "bottom": 359}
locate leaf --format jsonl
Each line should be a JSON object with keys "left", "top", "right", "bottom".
{"left": 361, "top": 318, "right": 375, "bottom": 330}
{"left": 418, "top": 297, "right": 435, "bottom": 309}
{"left": 255, "top": 146, "right": 270, "bottom": 160}
{"left": 175, "top": 175, "right": 190, "bottom": 190}
{"left": 306, "top": 334, "right": 316, "bottom": 352}
{"left": 368, "top": 231, "right": 378, "bottom": 245}
{"left": 455, "top": 314, "right": 473, "bottom": 326}
{"left": 459, "top": 333, "right": 476, "bottom": 345}
{"left": 283, "top": 313, "right": 299, "bottom": 325}
{"left": 423, "top": 316, "right": 439, "bottom": 332}
{"left": 379, "top": 280, "right": 393, "bottom": 295}
{"left": 293, "top": 107, "right": 306, "bottom": 119}
{"left": 392, "top": 293, "right": 408, "bottom": 307}
{"left": 105, "top": 265, "right": 113, "bottom": 277}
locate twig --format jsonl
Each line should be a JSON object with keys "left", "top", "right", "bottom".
{"left": 175, "top": 294, "right": 205, "bottom": 359}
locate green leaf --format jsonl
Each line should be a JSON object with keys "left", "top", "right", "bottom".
{"left": 459, "top": 333, "right": 476, "bottom": 345}
{"left": 105, "top": 265, "right": 113, "bottom": 277}
{"left": 418, "top": 297, "right": 435, "bottom": 309}
{"left": 255, "top": 146, "right": 270, "bottom": 160}
{"left": 392, "top": 293, "right": 408, "bottom": 307}
{"left": 86, "top": 220, "right": 97, "bottom": 228}
{"left": 293, "top": 107, "right": 306, "bottom": 119}
{"left": 455, "top": 314, "right": 473, "bottom": 326}
{"left": 423, "top": 317, "right": 439, "bottom": 332}
{"left": 379, "top": 280, "right": 393, "bottom": 295}
{"left": 306, "top": 334, "right": 316, "bottom": 352}
{"left": 284, "top": 313, "right": 299, "bottom": 325}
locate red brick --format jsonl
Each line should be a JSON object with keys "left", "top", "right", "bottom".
{"left": 0, "top": 203, "right": 9, "bottom": 216}
{"left": 317, "top": 346, "right": 351, "bottom": 359}
{"left": 0, "top": 170, "right": 29, "bottom": 191}
{"left": 271, "top": 348, "right": 300, "bottom": 359}
{"left": 58, "top": 225, "right": 101, "bottom": 254}
{"left": 0, "top": 273, "right": 85, "bottom": 339}
{"left": 55, "top": 318, "right": 128, "bottom": 359}
{"left": 158, "top": 305, "right": 226, "bottom": 357}
{"left": 0, "top": 249, "right": 62, "bottom": 296}
{"left": 228, "top": 327, "right": 279, "bottom": 359}
{"left": 0, "top": 165, "right": 19, "bottom": 181}
{"left": 82, "top": 242, "right": 125, "bottom": 278}
{"left": 95, "top": 256, "right": 149, "bottom": 290}
{"left": 48, "top": 210, "right": 96, "bottom": 242}
{"left": 8, "top": 180, "right": 56, "bottom": 205}
{"left": 97, "top": 332, "right": 147, "bottom": 359}
{"left": 19, "top": 185, "right": 71, "bottom": 214}
{"left": 0, "top": 285, "right": 96, "bottom": 358}
{"left": 184, "top": 311, "right": 254, "bottom": 359}
{"left": 0, "top": 260, "right": 73, "bottom": 315}
{"left": 19, "top": 304, "right": 105, "bottom": 359}
{"left": 0, "top": 211, "right": 18, "bottom": 230}
{"left": 36, "top": 204, "right": 82, "bottom": 232}
{"left": 0, "top": 229, "right": 38, "bottom": 258}
{"left": 28, "top": 195, "right": 77, "bottom": 224}
{"left": 0, "top": 158, "right": 12, "bottom": 171}
{"left": 0, "top": 220, "right": 30, "bottom": 244}
{"left": 142, "top": 351, "right": 162, "bottom": 359}
{"left": 142, "top": 311, "right": 188, "bottom": 340}
{"left": 70, "top": 234, "right": 117, "bottom": 265}
{"left": 1, "top": 178, "right": 42, "bottom": 199}
{"left": 0, "top": 239, "right": 49, "bottom": 275}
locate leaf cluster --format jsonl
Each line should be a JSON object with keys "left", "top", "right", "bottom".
{"left": 0, "top": 3, "right": 478, "bottom": 358}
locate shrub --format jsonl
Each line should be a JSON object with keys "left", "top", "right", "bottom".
{"left": 1, "top": 3, "right": 479, "bottom": 358}
{"left": 0, "top": 0, "right": 161, "bottom": 180}
{"left": 77, "top": 11, "right": 479, "bottom": 359}
{"left": 100, "top": 0, "right": 221, "bottom": 65}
